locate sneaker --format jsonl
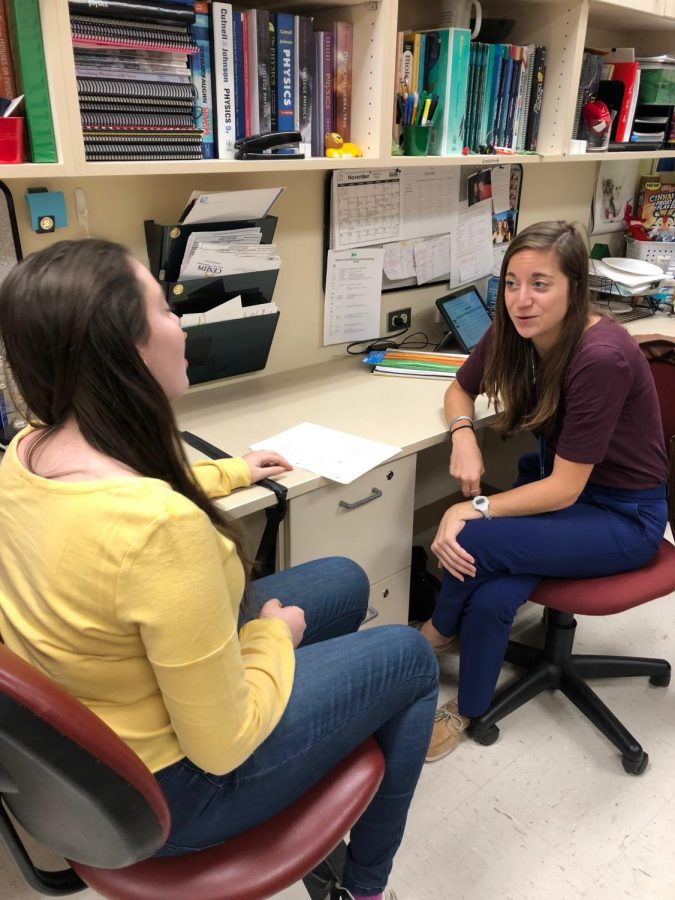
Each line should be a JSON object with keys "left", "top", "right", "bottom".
{"left": 409, "top": 620, "right": 455, "bottom": 655}
{"left": 425, "top": 698, "right": 470, "bottom": 762}
{"left": 330, "top": 885, "right": 398, "bottom": 900}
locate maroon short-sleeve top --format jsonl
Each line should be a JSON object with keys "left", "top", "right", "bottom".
{"left": 456, "top": 316, "right": 668, "bottom": 489}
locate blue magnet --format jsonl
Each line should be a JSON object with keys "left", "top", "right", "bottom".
{"left": 25, "top": 189, "right": 67, "bottom": 233}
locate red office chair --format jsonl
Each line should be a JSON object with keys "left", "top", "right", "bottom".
{"left": 0, "top": 643, "right": 385, "bottom": 899}
{"left": 470, "top": 356, "right": 675, "bottom": 775}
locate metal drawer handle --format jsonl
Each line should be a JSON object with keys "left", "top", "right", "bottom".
{"left": 363, "top": 606, "right": 379, "bottom": 624}
{"left": 338, "top": 487, "right": 382, "bottom": 510}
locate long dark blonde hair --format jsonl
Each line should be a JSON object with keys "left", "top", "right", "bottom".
{"left": 0, "top": 239, "right": 248, "bottom": 568}
{"left": 483, "top": 220, "right": 594, "bottom": 439}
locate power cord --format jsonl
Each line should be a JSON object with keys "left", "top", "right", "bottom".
{"left": 346, "top": 328, "right": 431, "bottom": 356}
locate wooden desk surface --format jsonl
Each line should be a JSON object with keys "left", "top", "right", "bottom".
{"left": 176, "top": 357, "right": 494, "bottom": 516}
{"left": 176, "top": 315, "right": 675, "bottom": 517}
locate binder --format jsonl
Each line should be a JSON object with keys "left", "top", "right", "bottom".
{"left": 144, "top": 215, "right": 278, "bottom": 282}
{"left": 183, "top": 311, "right": 280, "bottom": 384}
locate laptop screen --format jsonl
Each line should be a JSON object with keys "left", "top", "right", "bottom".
{"left": 436, "top": 287, "right": 492, "bottom": 353}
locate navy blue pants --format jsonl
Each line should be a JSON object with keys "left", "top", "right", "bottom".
{"left": 432, "top": 453, "right": 667, "bottom": 718}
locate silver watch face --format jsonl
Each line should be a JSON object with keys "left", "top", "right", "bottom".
{"left": 472, "top": 495, "right": 489, "bottom": 514}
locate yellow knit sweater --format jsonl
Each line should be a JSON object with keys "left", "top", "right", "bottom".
{"left": 0, "top": 430, "right": 295, "bottom": 775}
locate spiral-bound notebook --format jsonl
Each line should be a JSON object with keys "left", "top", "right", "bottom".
{"left": 70, "top": 16, "right": 199, "bottom": 53}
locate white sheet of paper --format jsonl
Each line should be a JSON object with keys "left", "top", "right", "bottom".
{"left": 323, "top": 247, "right": 384, "bottom": 346}
{"left": 250, "top": 422, "right": 401, "bottom": 484}
{"left": 490, "top": 165, "right": 511, "bottom": 215}
{"left": 383, "top": 241, "right": 416, "bottom": 280}
{"left": 181, "top": 298, "right": 278, "bottom": 327}
{"left": 180, "top": 248, "right": 280, "bottom": 280}
{"left": 183, "top": 229, "right": 262, "bottom": 265}
{"left": 181, "top": 188, "right": 284, "bottom": 224}
{"left": 332, "top": 169, "right": 403, "bottom": 250}
{"left": 414, "top": 234, "right": 451, "bottom": 285}
{"left": 453, "top": 200, "right": 494, "bottom": 286}
{"left": 401, "top": 168, "right": 460, "bottom": 241}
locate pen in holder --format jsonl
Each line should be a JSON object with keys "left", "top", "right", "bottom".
{"left": 397, "top": 85, "right": 438, "bottom": 157}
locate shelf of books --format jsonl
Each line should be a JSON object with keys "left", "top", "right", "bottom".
{"left": 0, "top": 1, "right": 673, "bottom": 181}
{"left": 51, "top": 0, "right": 393, "bottom": 175}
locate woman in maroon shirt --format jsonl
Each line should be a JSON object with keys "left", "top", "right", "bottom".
{"left": 419, "top": 220, "right": 668, "bottom": 761}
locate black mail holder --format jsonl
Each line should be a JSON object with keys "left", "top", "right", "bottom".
{"left": 144, "top": 216, "right": 280, "bottom": 385}
{"left": 183, "top": 312, "right": 280, "bottom": 384}
{"left": 144, "top": 216, "right": 278, "bottom": 283}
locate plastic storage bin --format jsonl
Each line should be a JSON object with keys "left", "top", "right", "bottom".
{"left": 625, "top": 236, "right": 675, "bottom": 274}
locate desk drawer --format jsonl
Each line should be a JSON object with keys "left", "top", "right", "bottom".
{"left": 286, "top": 455, "right": 415, "bottom": 584}
{"left": 362, "top": 569, "right": 410, "bottom": 629}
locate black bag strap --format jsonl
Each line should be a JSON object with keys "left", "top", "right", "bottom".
{"left": 180, "top": 430, "right": 287, "bottom": 580}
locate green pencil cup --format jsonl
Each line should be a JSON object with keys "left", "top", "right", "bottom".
{"left": 403, "top": 125, "right": 431, "bottom": 157}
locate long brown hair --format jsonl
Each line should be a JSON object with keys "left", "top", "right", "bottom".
{"left": 483, "top": 220, "right": 594, "bottom": 439}
{"left": 0, "top": 239, "right": 248, "bottom": 567}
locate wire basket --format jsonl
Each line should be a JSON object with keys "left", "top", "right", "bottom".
{"left": 625, "top": 236, "right": 675, "bottom": 275}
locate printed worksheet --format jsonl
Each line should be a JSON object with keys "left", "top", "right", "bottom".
{"left": 453, "top": 200, "right": 493, "bottom": 286}
{"left": 401, "top": 168, "right": 460, "bottom": 241}
{"left": 250, "top": 422, "right": 401, "bottom": 484}
{"left": 323, "top": 247, "right": 384, "bottom": 345}
{"left": 413, "top": 234, "right": 452, "bottom": 285}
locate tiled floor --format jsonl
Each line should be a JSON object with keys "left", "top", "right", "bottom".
{"left": 3, "top": 589, "right": 675, "bottom": 900}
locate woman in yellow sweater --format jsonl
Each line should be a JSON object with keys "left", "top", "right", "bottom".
{"left": 0, "top": 240, "right": 437, "bottom": 900}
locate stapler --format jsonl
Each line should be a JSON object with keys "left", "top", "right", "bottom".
{"left": 234, "top": 131, "right": 304, "bottom": 160}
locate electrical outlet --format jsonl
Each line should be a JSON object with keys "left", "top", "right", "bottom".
{"left": 387, "top": 307, "right": 411, "bottom": 331}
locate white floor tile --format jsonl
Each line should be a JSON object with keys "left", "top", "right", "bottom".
{"left": 584, "top": 795, "right": 675, "bottom": 900}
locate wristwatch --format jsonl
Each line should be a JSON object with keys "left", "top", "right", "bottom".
{"left": 472, "top": 495, "right": 490, "bottom": 519}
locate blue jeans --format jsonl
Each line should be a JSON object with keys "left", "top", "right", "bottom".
{"left": 154, "top": 557, "right": 439, "bottom": 896}
{"left": 432, "top": 453, "right": 668, "bottom": 718}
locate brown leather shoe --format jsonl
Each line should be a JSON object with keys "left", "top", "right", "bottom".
{"left": 425, "top": 698, "right": 470, "bottom": 762}
{"left": 409, "top": 621, "right": 455, "bottom": 655}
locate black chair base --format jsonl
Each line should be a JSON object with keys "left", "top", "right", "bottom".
{"left": 469, "top": 609, "right": 671, "bottom": 775}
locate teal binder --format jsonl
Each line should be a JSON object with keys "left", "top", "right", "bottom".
{"left": 424, "top": 27, "right": 471, "bottom": 156}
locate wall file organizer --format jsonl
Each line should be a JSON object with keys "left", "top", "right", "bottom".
{"left": 144, "top": 215, "right": 280, "bottom": 385}
{"left": 144, "top": 216, "right": 278, "bottom": 283}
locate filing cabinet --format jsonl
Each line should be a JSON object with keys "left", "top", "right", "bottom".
{"left": 285, "top": 455, "right": 416, "bottom": 624}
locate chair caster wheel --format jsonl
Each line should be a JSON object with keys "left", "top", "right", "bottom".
{"left": 622, "top": 752, "right": 648, "bottom": 775}
{"left": 649, "top": 672, "right": 670, "bottom": 687}
{"left": 472, "top": 724, "right": 499, "bottom": 746}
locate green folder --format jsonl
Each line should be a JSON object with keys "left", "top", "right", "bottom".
{"left": 6, "top": 0, "right": 57, "bottom": 163}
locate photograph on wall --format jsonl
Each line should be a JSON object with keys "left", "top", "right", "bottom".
{"left": 590, "top": 159, "right": 641, "bottom": 234}
{"left": 492, "top": 209, "right": 515, "bottom": 244}
{"left": 468, "top": 169, "right": 493, "bottom": 207}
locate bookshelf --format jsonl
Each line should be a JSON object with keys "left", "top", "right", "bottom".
{"left": 0, "top": 0, "right": 665, "bottom": 181}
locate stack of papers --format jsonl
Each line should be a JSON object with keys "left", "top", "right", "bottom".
{"left": 181, "top": 296, "right": 278, "bottom": 327}
{"left": 179, "top": 240, "right": 280, "bottom": 280}
{"left": 365, "top": 348, "right": 469, "bottom": 379}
